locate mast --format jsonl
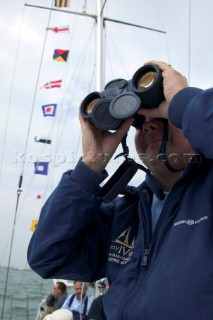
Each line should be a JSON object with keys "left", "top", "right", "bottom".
{"left": 96, "top": 0, "right": 104, "bottom": 91}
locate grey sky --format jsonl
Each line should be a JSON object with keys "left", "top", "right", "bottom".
{"left": 0, "top": 0, "right": 213, "bottom": 269}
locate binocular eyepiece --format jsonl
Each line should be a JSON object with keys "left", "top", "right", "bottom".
{"left": 80, "top": 64, "right": 164, "bottom": 131}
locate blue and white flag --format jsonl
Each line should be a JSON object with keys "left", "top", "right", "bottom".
{"left": 41, "top": 104, "right": 57, "bottom": 117}
{"left": 34, "top": 162, "right": 49, "bottom": 175}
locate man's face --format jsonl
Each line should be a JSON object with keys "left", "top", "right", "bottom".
{"left": 74, "top": 282, "right": 87, "bottom": 300}
{"left": 134, "top": 118, "right": 194, "bottom": 173}
{"left": 52, "top": 284, "right": 61, "bottom": 297}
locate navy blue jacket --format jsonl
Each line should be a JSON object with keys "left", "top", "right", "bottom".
{"left": 28, "top": 87, "right": 213, "bottom": 319}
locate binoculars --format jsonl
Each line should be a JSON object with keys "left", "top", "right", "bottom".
{"left": 80, "top": 64, "right": 164, "bottom": 131}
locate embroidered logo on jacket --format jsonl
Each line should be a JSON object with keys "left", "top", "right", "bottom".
{"left": 108, "top": 228, "right": 136, "bottom": 265}
{"left": 173, "top": 215, "right": 208, "bottom": 227}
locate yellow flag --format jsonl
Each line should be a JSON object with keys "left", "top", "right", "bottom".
{"left": 30, "top": 220, "right": 38, "bottom": 232}
{"left": 54, "top": 0, "right": 71, "bottom": 8}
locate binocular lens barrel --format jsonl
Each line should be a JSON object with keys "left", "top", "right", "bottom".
{"left": 81, "top": 92, "right": 101, "bottom": 119}
{"left": 137, "top": 71, "right": 157, "bottom": 90}
{"left": 132, "top": 64, "right": 164, "bottom": 109}
{"left": 85, "top": 98, "right": 101, "bottom": 116}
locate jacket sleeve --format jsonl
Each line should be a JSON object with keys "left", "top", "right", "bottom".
{"left": 87, "top": 295, "right": 104, "bottom": 319}
{"left": 56, "top": 294, "right": 68, "bottom": 309}
{"left": 169, "top": 87, "right": 213, "bottom": 159}
{"left": 27, "top": 160, "right": 115, "bottom": 282}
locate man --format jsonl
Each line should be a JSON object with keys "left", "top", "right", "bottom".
{"left": 41, "top": 281, "right": 68, "bottom": 319}
{"left": 28, "top": 61, "right": 213, "bottom": 319}
{"left": 62, "top": 281, "right": 93, "bottom": 320}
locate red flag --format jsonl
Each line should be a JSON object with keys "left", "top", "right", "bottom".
{"left": 40, "top": 80, "right": 62, "bottom": 90}
{"left": 46, "top": 26, "right": 69, "bottom": 33}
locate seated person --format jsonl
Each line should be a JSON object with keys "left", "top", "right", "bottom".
{"left": 62, "top": 281, "right": 94, "bottom": 320}
{"left": 41, "top": 281, "right": 68, "bottom": 319}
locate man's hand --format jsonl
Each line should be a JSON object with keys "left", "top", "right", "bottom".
{"left": 79, "top": 113, "right": 133, "bottom": 173}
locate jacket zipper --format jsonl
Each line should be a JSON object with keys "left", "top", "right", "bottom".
{"left": 139, "top": 190, "right": 152, "bottom": 268}
{"left": 141, "top": 248, "right": 150, "bottom": 266}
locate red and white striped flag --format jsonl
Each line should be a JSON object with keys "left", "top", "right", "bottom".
{"left": 40, "top": 80, "right": 62, "bottom": 90}
{"left": 46, "top": 26, "right": 69, "bottom": 33}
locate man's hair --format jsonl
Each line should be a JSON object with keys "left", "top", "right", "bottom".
{"left": 73, "top": 281, "right": 89, "bottom": 289}
{"left": 56, "top": 281, "right": 67, "bottom": 293}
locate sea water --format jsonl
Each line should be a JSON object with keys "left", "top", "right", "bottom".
{"left": 0, "top": 266, "right": 96, "bottom": 320}
{"left": 0, "top": 266, "right": 53, "bottom": 320}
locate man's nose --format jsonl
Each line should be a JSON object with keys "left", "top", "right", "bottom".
{"left": 142, "top": 118, "right": 162, "bottom": 133}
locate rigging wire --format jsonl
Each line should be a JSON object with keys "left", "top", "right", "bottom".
{"left": 104, "top": 26, "right": 130, "bottom": 79}
{"left": 24, "top": 0, "right": 81, "bottom": 204}
{"left": 152, "top": 0, "right": 171, "bottom": 63}
{"left": 68, "top": 23, "right": 96, "bottom": 169}
{"left": 0, "top": 184, "right": 22, "bottom": 320}
{"left": 0, "top": 116, "right": 58, "bottom": 267}
{"left": 0, "top": 6, "right": 96, "bottom": 272}
{"left": 100, "top": 0, "right": 107, "bottom": 16}
{"left": 0, "top": 8, "right": 97, "bottom": 275}
{"left": 18, "top": 4, "right": 94, "bottom": 209}
{"left": 0, "top": 3, "right": 27, "bottom": 318}
{"left": 42, "top": 25, "right": 96, "bottom": 177}
{"left": 0, "top": 3, "right": 25, "bottom": 186}
{"left": 82, "top": 0, "right": 87, "bottom": 13}
{"left": 0, "top": 4, "right": 54, "bottom": 318}
{"left": 104, "top": 31, "right": 114, "bottom": 79}
{"left": 52, "top": 23, "right": 97, "bottom": 168}
{"left": 44, "top": 10, "right": 79, "bottom": 193}
{"left": 54, "top": 3, "right": 79, "bottom": 151}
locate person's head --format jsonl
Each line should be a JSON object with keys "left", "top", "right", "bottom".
{"left": 53, "top": 281, "right": 67, "bottom": 297}
{"left": 134, "top": 118, "right": 194, "bottom": 189}
{"left": 43, "top": 309, "right": 73, "bottom": 320}
{"left": 73, "top": 281, "right": 88, "bottom": 300}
